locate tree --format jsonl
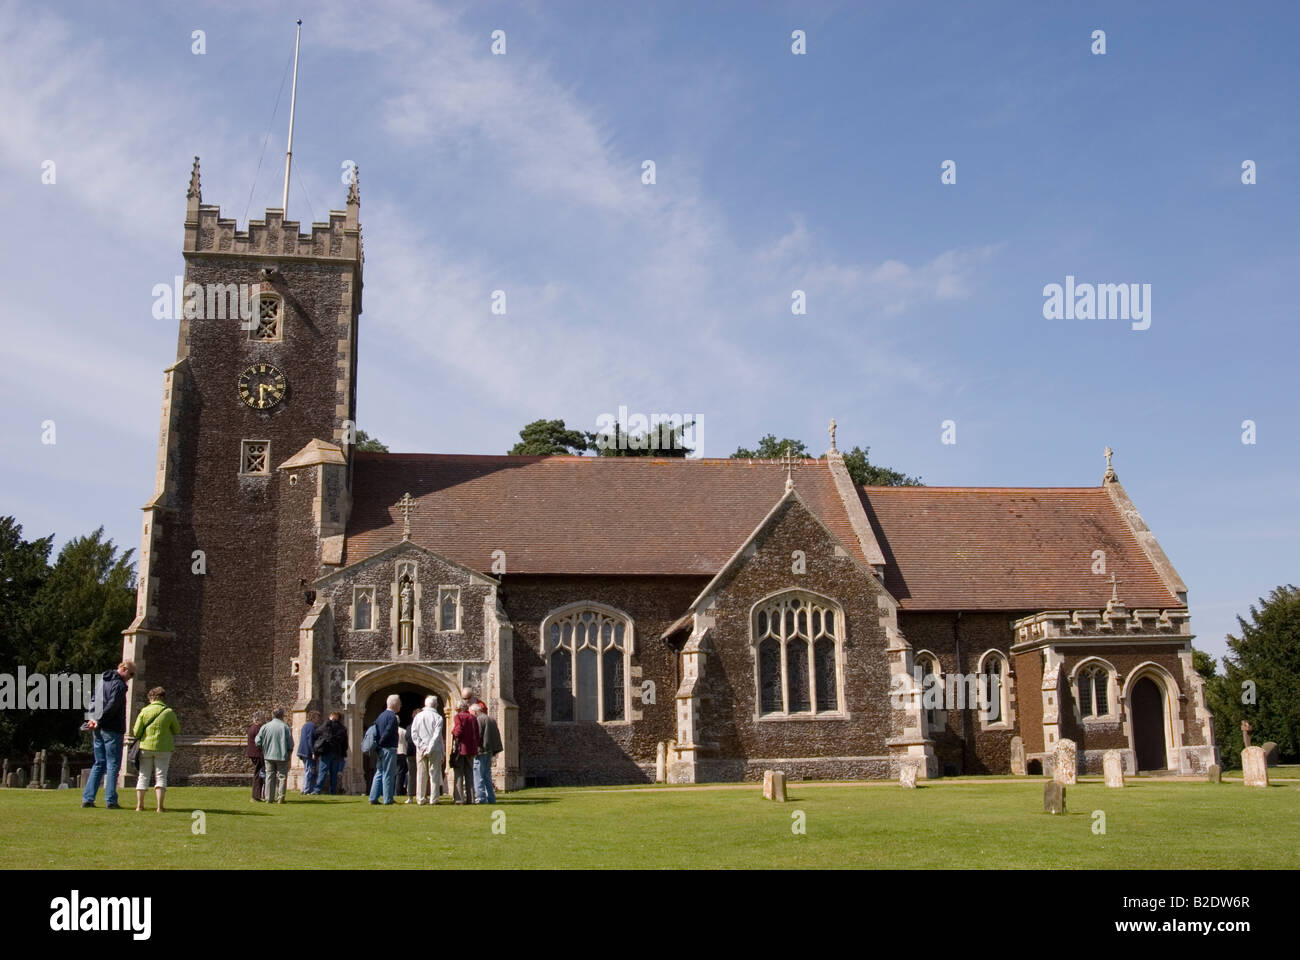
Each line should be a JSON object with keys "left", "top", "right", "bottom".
{"left": 1205, "top": 585, "right": 1300, "bottom": 767}
{"left": 841, "top": 445, "right": 923, "bottom": 486}
{"left": 0, "top": 521, "right": 136, "bottom": 759}
{"left": 731, "top": 434, "right": 922, "bottom": 486}
{"left": 732, "top": 435, "right": 809, "bottom": 459}
{"left": 354, "top": 429, "right": 389, "bottom": 453}
{"left": 589, "top": 419, "right": 693, "bottom": 457}
{"left": 508, "top": 419, "right": 591, "bottom": 456}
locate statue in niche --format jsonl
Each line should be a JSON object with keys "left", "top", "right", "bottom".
{"left": 398, "top": 575, "right": 414, "bottom": 653}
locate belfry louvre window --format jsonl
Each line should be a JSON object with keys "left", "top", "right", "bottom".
{"left": 754, "top": 593, "right": 843, "bottom": 716}
{"left": 544, "top": 607, "right": 630, "bottom": 724}
{"left": 240, "top": 440, "right": 270, "bottom": 475}
{"left": 251, "top": 294, "right": 282, "bottom": 341}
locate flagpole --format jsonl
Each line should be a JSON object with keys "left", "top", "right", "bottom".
{"left": 281, "top": 18, "right": 302, "bottom": 214}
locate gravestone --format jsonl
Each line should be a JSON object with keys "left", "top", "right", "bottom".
{"left": 59, "top": 756, "right": 72, "bottom": 789}
{"left": 1053, "top": 739, "right": 1078, "bottom": 786}
{"left": 1044, "top": 781, "right": 1066, "bottom": 814}
{"left": 1261, "top": 742, "right": 1278, "bottom": 767}
{"left": 1010, "top": 736, "right": 1026, "bottom": 776}
{"left": 1103, "top": 750, "right": 1124, "bottom": 788}
{"left": 655, "top": 742, "right": 666, "bottom": 783}
{"left": 762, "top": 769, "right": 787, "bottom": 802}
{"left": 1, "top": 759, "right": 8, "bottom": 786}
{"left": 3, "top": 773, "right": 16, "bottom": 788}
{"left": 1207, "top": 764, "right": 1221, "bottom": 783}
{"left": 15, "top": 768, "right": 28, "bottom": 788}
{"left": 1241, "top": 746, "right": 1268, "bottom": 788}
{"left": 79, "top": 769, "right": 91, "bottom": 790}
{"left": 899, "top": 759, "right": 920, "bottom": 788}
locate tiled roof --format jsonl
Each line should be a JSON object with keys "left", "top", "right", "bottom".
{"left": 343, "top": 453, "right": 1182, "bottom": 611}
{"left": 858, "top": 487, "right": 1180, "bottom": 610}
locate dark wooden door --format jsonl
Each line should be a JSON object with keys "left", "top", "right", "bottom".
{"left": 1131, "top": 677, "right": 1167, "bottom": 771}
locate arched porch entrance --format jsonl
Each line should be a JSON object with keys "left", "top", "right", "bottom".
{"left": 346, "top": 663, "right": 461, "bottom": 794}
{"left": 1123, "top": 664, "right": 1181, "bottom": 773}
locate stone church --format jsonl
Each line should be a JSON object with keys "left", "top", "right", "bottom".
{"left": 122, "top": 161, "right": 1218, "bottom": 791}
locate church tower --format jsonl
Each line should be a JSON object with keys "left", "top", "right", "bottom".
{"left": 122, "top": 159, "right": 363, "bottom": 781}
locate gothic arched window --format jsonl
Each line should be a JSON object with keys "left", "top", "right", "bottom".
{"left": 752, "top": 592, "right": 844, "bottom": 717}
{"left": 542, "top": 605, "right": 632, "bottom": 724}
{"left": 1077, "top": 663, "right": 1112, "bottom": 719}
{"left": 917, "top": 653, "right": 941, "bottom": 730}
{"left": 978, "top": 651, "right": 1010, "bottom": 726}
{"left": 438, "top": 587, "right": 460, "bottom": 632}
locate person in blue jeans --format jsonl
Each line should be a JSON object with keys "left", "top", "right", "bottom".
{"left": 81, "top": 661, "right": 135, "bottom": 809}
{"left": 470, "top": 702, "right": 502, "bottom": 804}
{"left": 368, "top": 695, "right": 400, "bottom": 805}
{"left": 297, "top": 710, "right": 320, "bottom": 794}
{"left": 313, "top": 711, "right": 349, "bottom": 795}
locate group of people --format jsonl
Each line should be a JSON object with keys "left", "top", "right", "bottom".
{"left": 79, "top": 660, "right": 182, "bottom": 813}
{"left": 77, "top": 661, "right": 502, "bottom": 809}
{"left": 245, "top": 708, "right": 349, "bottom": 802}
{"left": 366, "top": 686, "right": 503, "bottom": 806}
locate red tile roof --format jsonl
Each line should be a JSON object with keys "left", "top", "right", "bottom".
{"left": 859, "top": 487, "right": 1180, "bottom": 610}
{"left": 343, "top": 453, "right": 1182, "bottom": 611}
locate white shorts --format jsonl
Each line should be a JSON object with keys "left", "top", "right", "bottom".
{"left": 136, "top": 750, "right": 172, "bottom": 789}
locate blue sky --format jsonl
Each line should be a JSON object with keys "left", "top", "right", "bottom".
{"left": 0, "top": 0, "right": 1295, "bottom": 662}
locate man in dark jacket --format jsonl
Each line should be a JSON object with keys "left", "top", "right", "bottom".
{"left": 297, "top": 711, "right": 320, "bottom": 795}
{"left": 368, "top": 695, "right": 401, "bottom": 805}
{"left": 81, "top": 661, "right": 135, "bottom": 809}
{"left": 471, "top": 702, "right": 503, "bottom": 804}
{"left": 313, "top": 712, "right": 349, "bottom": 795}
{"left": 450, "top": 701, "right": 481, "bottom": 805}
{"left": 247, "top": 710, "right": 267, "bottom": 802}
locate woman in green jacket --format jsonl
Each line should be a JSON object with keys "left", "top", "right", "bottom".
{"left": 132, "top": 686, "right": 181, "bottom": 812}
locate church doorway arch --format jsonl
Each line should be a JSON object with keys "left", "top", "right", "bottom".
{"left": 346, "top": 663, "right": 460, "bottom": 794}
{"left": 1122, "top": 662, "right": 1182, "bottom": 773}
{"left": 1130, "top": 677, "right": 1168, "bottom": 771}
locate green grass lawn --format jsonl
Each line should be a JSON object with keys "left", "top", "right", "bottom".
{"left": 1, "top": 779, "right": 1296, "bottom": 869}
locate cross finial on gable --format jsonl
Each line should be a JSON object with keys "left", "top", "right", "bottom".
{"left": 1103, "top": 445, "right": 1117, "bottom": 483}
{"left": 778, "top": 444, "right": 800, "bottom": 492}
{"left": 395, "top": 491, "right": 417, "bottom": 540}
{"left": 828, "top": 417, "right": 837, "bottom": 452}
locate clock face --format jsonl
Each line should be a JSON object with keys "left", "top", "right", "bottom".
{"left": 238, "top": 363, "right": 287, "bottom": 410}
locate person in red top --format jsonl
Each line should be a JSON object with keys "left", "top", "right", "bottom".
{"left": 450, "top": 701, "right": 481, "bottom": 805}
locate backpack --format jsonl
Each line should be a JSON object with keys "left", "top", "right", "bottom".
{"left": 361, "top": 723, "right": 378, "bottom": 756}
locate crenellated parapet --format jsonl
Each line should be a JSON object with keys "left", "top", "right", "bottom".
{"left": 182, "top": 156, "right": 362, "bottom": 262}
{"left": 1012, "top": 603, "right": 1190, "bottom": 645}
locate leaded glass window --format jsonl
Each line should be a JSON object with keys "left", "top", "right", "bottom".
{"left": 544, "top": 606, "right": 631, "bottom": 724}
{"left": 753, "top": 592, "right": 843, "bottom": 716}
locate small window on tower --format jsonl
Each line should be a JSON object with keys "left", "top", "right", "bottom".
{"left": 251, "top": 294, "right": 282, "bottom": 341}
{"left": 240, "top": 440, "right": 270, "bottom": 476}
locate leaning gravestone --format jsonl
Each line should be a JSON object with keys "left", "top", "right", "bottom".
{"left": 1010, "top": 736, "right": 1026, "bottom": 776}
{"left": 1241, "top": 746, "right": 1269, "bottom": 788}
{"left": 1053, "top": 739, "right": 1078, "bottom": 786}
{"left": 1044, "top": 781, "right": 1066, "bottom": 814}
{"left": 1207, "top": 764, "right": 1221, "bottom": 783}
{"left": 899, "top": 759, "right": 920, "bottom": 788}
{"left": 762, "top": 769, "right": 787, "bottom": 802}
{"left": 1103, "top": 750, "right": 1125, "bottom": 788}
{"left": 1261, "top": 742, "right": 1278, "bottom": 767}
